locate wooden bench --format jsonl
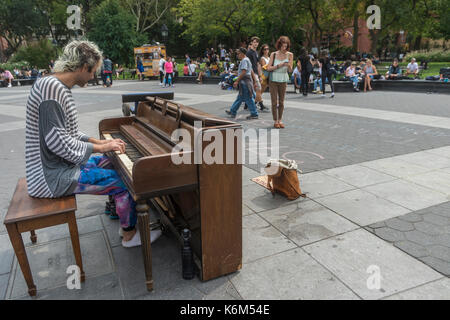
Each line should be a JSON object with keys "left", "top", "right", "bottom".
{"left": 3, "top": 178, "right": 85, "bottom": 297}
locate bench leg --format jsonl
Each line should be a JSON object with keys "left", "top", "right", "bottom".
{"left": 67, "top": 212, "right": 85, "bottom": 282}
{"left": 137, "top": 200, "right": 153, "bottom": 291}
{"left": 30, "top": 230, "right": 37, "bottom": 244}
{"left": 5, "top": 223, "right": 37, "bottom": 297}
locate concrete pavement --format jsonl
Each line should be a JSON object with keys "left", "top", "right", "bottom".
{"left": 0, "top": 80, "right": 449, "bottom": 300}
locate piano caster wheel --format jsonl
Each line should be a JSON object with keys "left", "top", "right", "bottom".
{"left": 122, "top": 103, "right": 131, "bottom": 117}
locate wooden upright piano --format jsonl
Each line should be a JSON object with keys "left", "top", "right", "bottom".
{"left": 99, "top": 92, "right": 242, "bottom": 290}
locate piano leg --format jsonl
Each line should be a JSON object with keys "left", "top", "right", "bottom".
{"left": 136, "top": 199, "right": 153, "bottom": 291}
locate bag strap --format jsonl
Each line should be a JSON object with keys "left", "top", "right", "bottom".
{"left": 281, "top": 170, "right": 307, "bottom": 198}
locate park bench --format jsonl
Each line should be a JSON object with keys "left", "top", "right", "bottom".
{"left": 3, "top": 178, "right": 85, "bottom": 297}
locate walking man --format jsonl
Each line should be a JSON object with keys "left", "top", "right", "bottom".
{"left": 226, "top": 48, "right": 259, "bottom": 120}
{"left": 246, "top": 37, "right": 269, "bottom": 112}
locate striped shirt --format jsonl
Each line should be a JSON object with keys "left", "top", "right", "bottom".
{"left": 25, "top": 76, "right": 93, "bottom": 198}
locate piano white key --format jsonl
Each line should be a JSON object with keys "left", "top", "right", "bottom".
{"left": 103, "top": 133, "right": 133, "bottom": 175}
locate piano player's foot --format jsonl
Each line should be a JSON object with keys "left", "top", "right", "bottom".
{"left": 121, "top": 229, "right": 162, "bottom": 248}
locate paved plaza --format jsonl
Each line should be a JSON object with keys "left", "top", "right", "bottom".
{"left": 0, "top": 80, "right": 449, "bottom": 300}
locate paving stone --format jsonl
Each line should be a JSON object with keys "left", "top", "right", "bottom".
{"left": 242, "top": 214, "right": 297, "bottom": 263}
{"left": 242, "top": 204, "right": 255, "bottom": 217}
{"left": 21, "top": 215, "right": 104, "bottom": 246}
{"left": 242, "top": 183, "right": 307, "bottom": 213}
{"left": 385, "top": 218, "right": 415, "bottom": 232}
{"left": 360, "top": 157, "right": 432, "bottom": 178}
{"left": 229, "top": 249, "right": 359, "bottom": 300}
{"left": 258, "top": 201, "right": 358, "bottom": 247}
{"left": 0, "top": 233, "right": 13, "bottom": 275}
{"left": 373, "top": 227, "right": 405, "bottom": 243}
{"left": 397, "top": 213, "right": 423, "bottom": 223}
{"left": 298, "top": 171, "right": 356, "bottom": 199}
{"left": 322, "top": 164, "right": 396, "bottom": 188}
{"left": 303, "top": 229, "right": 442, "bottom": 300}
{"left": 137, "top": 276, "right": 241, "bottom": 300}
{"left": 406, "top": 171, "right": 450, "bottom": 195}
{"left": 405, "top": 230, "right": 436, "bottom": 246}
{"left": 392, "top": 152, "right": 450, "bottom": 170}
{"left": 394, "top": 241, "right": 429, "bottom": 258}
{"left": 415, "top": 222, "right": 447, "bottom": 236}
{"left": 384, "top": 278, "right": 450, "bottom": 300}
{"left": 75, "top": 194, "right": 107, "bottom": 219}
{"left": 428, "top": 245, "right": 450, "bottom": 262}
{"left": 316, "top": 189, "right": 410, "bottom": 226}
{"left": 10, "top": 231, "right": 113, "bottom": 299}
{"left": 422, "top": 213, "right": 450, "bottom": 226}
{"left": 368, "top": 221, "right": 387, "bottom": 229}
{"left": 363, "top": 180, "right": 449, "bottom": 212}
{"left": 0, "top": 274, "right": 9, "bottom": 300}
{"left": 419, "top": 256, "right": 450, "bottom": 276}
{"left": 14, "top": 272, "right": 123, "bottom": 300}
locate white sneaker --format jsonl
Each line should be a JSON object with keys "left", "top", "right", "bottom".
{"left": 122, "top": 229, "right": 141, "bottom": 248}
{"left": 121, "top": 228, "right": 162, "bottom": 248}
{"left": 159, "top": 82, "right": 163, "bottom": 86}
{"left": 7, "top": 83, "right": 12, "bottom": 88}
{"left": 330, "top": 92, "right": 335, "bottom": 98}
{"left": 321, "top": 94, "right": 326, "bottom": 98}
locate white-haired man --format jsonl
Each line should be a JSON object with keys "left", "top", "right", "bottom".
{"left": 25, "top": 40, "right": 160, "bottom": 247}
{"left": 406, "top": 58, "right": 419, "bottom": 78}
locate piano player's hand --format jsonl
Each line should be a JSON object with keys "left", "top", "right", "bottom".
{"left": 103, "top": 140, "right": 126, "bottom": 154}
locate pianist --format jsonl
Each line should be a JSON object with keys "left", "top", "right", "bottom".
{"left": 25, "top": 40, "right": 157, "bottom": 248}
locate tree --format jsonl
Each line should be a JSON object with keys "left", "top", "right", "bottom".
{"left": 11, "top": 39, "right": 58, "bottom": 69}
{"left": 87, "top": 0, "right": 147, "bottom": 66}
{"left": 0, "top": 0, "right": 49, "bottom": 58}
{"left": 121, "top": 0, "right": 175, "bottom": 33}
{"left": 177, "top": 0, "right": 253, "bottom": 48}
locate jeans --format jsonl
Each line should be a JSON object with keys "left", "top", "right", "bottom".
{"left": 230, "top": 83, "right": 258, "bottom": 117}
{"left": 349, "top": 76, "right": 359, "bottom": 89}
{"left": 314, "top": 78, "right": 322, "bottom": 91}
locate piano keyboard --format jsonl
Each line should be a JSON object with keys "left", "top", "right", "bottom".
{"left": 103, "top": 132, "right": 143, "bottom": 174}
{"left": 110, "top": 132, "right": 144, "bottom": 162}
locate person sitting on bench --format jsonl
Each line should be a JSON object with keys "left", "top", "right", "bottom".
{"left": 24, "top": 40, "right": 162, "bottom": 248}
{"left": 0, "top": 68, "right": 14, "bottom": 87}
{"left": 405, "top": 58, "right": 419, "bottom": 78}
{"left": 386, "top": 59, "right": 402, "bottom": 80}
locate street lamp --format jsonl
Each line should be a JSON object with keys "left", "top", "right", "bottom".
{"left": 161, "top": 24, "right": 169, "bottom": 44}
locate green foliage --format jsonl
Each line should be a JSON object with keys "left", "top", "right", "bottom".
{"left": 87, "top": 0, "right": 147, "bottom": 66}
{"left": 0, "top": 0, "right": 49, "bottom": 55}
{"left": 404, "top": 50, "right": 450, "bottom": 62}
{"left": 11, "top": 40, "right": 58, "bottom": 69}
{"left": 0, "top": 61, "right": 30, "bottom": 72}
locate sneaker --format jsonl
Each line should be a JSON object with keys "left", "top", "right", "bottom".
{"left": 321, "top": 94, "right": 326, "bottom": 98}
{"left": 246, "top": 114, "right": 259, "bottom": 120}
{"left": 122, "top": 229, "right": 141, "bottom": 248}
{"left": 225, "top": 110, "right": 236, "bottom": 119}
{"left": 121, "top": 229, "right": 162, "bottom": 248}
{"left": 7, "top": 83, "right": 12, "bottom": 88}
{"left": 330, "top": 92, "right": 335, "bottom": 98}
